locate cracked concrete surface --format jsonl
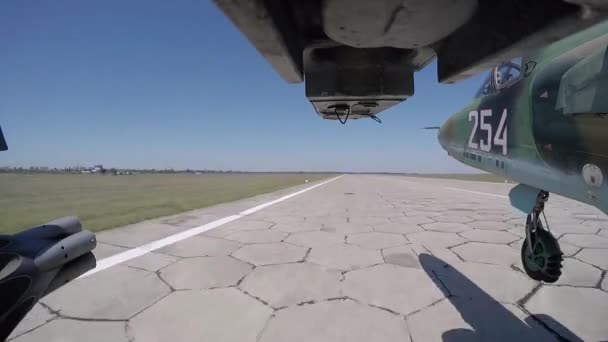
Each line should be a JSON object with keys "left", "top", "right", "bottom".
{"left": 129, "top": 288, "right": 272, "bottom": 342}
{"left": 239, "top": 262, "right": 341, "bottom": 308}
{"left": 156, "top": 235, "right": 241, "bottom": 257}
{"left": 346, "top": 231, "right": 409, "bottom": 249}
{"left": 41, "top": 265, "right": 171, "bottom": 321}
{"left": 452, "top": 242, "right": 519, "bottom": 266}
{"left": 232, "top": 242, "right": 307, "bottom": 266}
{"left": 342, "top": 263, "right": 445, "bottom": 315}
{"left": 422, "top": 222, "right": 470, "bottom": 233}
{"left": 258, "top": 299, "right": 410, "bottom": 342}
{"left": 283, "top": 230, "right": 345, "bottom": 247}
{"left": 159, "top": 256, "right": 253, "bottom": 290}
{"left": 11, "top": 320, "right": 129, "bottom": 342}
{"left": 10, "top": 175, "right": 608, "bottom": 341}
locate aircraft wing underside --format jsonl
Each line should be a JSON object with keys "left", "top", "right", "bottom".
{"left": 214, "top": 0, "right": 608, "bottom": 120}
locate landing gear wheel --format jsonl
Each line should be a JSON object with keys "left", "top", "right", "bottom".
{"left": 521, "top": 220, "right": 563, "bottom": 283}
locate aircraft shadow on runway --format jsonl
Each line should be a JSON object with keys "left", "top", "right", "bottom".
{"left": 418, "top": 254, "right": 582, "bottom": 342}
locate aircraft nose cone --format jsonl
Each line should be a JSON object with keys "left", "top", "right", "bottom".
{"left": 438, "top": 119, "right": 451, "bottom": 151}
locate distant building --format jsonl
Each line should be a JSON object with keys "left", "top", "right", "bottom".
{"left": 91, "top": 165, "right": 104, "bottom": 173}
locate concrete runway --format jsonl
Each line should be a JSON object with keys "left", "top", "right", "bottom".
{"left": 9, "top": 175, "right": 608, "bottom": 341}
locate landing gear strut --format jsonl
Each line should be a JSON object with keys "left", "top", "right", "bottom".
{"left": 520, "top": 191, "right": 563, "bottom": 283}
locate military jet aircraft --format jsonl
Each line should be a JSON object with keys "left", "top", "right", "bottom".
{"left": 215, "top": 0, "right": 608, "bottom": 121}
{"left": 3, "top": 2, "right": 608, "bottom": 338}
{"left": 437, "top": 20, "right": 608, "bottom": 283}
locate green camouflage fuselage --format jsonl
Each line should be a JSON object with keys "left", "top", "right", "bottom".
{"left": 439, "top": 21, "right": 608, "bottom": 214}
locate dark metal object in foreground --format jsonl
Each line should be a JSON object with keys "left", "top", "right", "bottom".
{"left": 0, "top": 217, "right": 96, "bottom": 341}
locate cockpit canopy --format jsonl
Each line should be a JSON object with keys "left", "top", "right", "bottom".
{"left": 474, "top": 61, "right": 522, "bottom": 99}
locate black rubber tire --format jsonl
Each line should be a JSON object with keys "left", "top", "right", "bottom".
{"left": 520, "top": 229, "right": 563, "bottom": 283}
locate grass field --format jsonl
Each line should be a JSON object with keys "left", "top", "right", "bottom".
{"left": 400, "top": 173, "right": 512, "bottom": 183}
{"left": 0, "top": 173, "right": 332, "bottom": 234}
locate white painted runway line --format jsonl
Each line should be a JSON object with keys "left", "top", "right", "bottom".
{"left": 444, "top": 187, "right": 508, "bottom": 199}
{"left": 396, "top": 176, "right": 510, "bottom": 199}
{"left": 80, "top": 175, "right": 344, "bottom": 278}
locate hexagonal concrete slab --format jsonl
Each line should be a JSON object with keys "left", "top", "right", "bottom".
{"left": 224, "top": 230, "right": 288, "bottom": 244}
{"left": 343, "top": 264, "right": 445, "bottom": 315}
{"left": 305, "top": 215, "right": 346, "bottom": 225}
{"left": 407, "top": 231, "right": 467, "bottom": 248}
{"left": 407, "top": 299, "right": 472, "bottom": 342}
{"left": 525, "top": 287, "right": 608, "bottom": 341}
{"left": 347, "top": 216, "right": 391, "bottom": 225}
{"left": 389, "top": 215, "right": 435, "bottom": 225}
{"left": 204, "top": 219, "right": 275, "bottom": 238}
{"left": 321, "top": 222, "right": 373, "bottom": 234}
{"left": 93, "top": 242, "right": 127, "bottom": 259}
{"left": 433, "top": 262, "right": 537, "bottom": 304}
{"left": 248, "top": 214, "right": 303, "bottom": 224}
{"left": 403, "top": 211, "right": 442, "bottom": 217}
{"left": 157, "top": 236, "right": 241, "bottom": 258}
{"left": 129, "top": 288, "right": 272, "bottom": 342}
{"left": 97, "top": 222, "right": 184, "bottom": 248}
{"left": 422, "top": 222, "right": 470, "bottom": 233}
{"left": 578, "top": 217, "right": 608, "bottom": 226}
{"left": 258, "top": 300, "right": 410, "bottom": 342}
{"left": 239, "top": 263, "right": 341, "bottom": 307}
{"left": 560, "top": 234, "right": 608, "bottom": 248}
{"left": 576, "top": 213, "right": 607, "bottom": 220}
{"left": 373, "top": 222, "right": 424, "bottom": 234}
{"left": 347, "top": 232, "right": 408, "bottom": 249}
{"left": 557, "top": 242, "right": 581, "bottom": 257}
{"left": 127, "top": 252, "right": 179, "bottom": 272}
{"left": 419, "top": 244, "right": 466, "bottom": 266}
{"left": 15, "top": 174, "right": 608, "bottom": 342}
{"left": 440, "top": 210, "right": 476, "bottom": 216}
{"left": 452, "top": 242, "right": 518, "bottom": 266}
{"left": 576, "top": 248, "right": 608, "bottom": 270}
{"left": 408, "top": 299, "right": 557, "bottom": 342}
{"left": 468, "top": 221, "right": 513, "bottom": 231}
{"left": 434, "top": 215, "right": 474, "bottom": 223}
{"left": 382, "top": 245, "right": 420, "bottom": 268}
{"left": 216, "top": 219, "right": 275, "bottom": 232}
{"left": 43, "top": 266, "right": 170, "bottom": 320}
{"left": 459, "top": 230, "right": 520, "bottom": 244}
{"left": 554, "top": 258, "right": 602, "bottom": 287}
{"left": 501, "top": 220, "right": 529, "bottom": 232}
{"left": 507, "top": 227, "right": 526, "bottom": 238}
{"left": 271, "top": 221, "right": 322, "bottom": 233}
{"left": 284, "top": 230, "right": 344, "bottom": 247}
{"left": 307, "top": 244, "right": 383, "bottom": 271}
{"left": 549, "top": 222, "right": 599, "bottom": 236}
{"left": 9, "top": 303, "right": 55, "bottom": 339}
{"left": 468, "top": 214, "right": 509, "bottom": 221}
{"left": 232, "top": 242, "right": 307, "bottom": 266}
{"left": 160, "top": 256, "right": 252, "bottom": 290}
{"left": 11, "top": 319, "right": 128, "bottom": 342}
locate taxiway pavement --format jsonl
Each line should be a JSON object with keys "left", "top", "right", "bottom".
{"left": 10, "top": 175, "right": 608, "bottom": 341}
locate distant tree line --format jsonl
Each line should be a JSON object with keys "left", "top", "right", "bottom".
{"left": 0, "top": 166, "right": 338, "bottom": 175}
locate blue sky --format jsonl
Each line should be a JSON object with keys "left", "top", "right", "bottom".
{"left": 0, "top": 0, "right": 486, "bottom": 173}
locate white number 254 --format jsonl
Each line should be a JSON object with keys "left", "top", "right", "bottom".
{"left": 468, "top": 109, "right": 507, "bottom": 155}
